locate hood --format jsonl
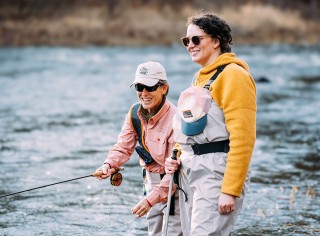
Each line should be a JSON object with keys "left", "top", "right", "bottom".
{"left": 199, "top": 53, "right": 250, "bottom": 77}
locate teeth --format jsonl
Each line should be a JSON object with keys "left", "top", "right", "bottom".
{"left": 142, "top": 98, "right": 152, "bottom": 103}
{"left": 191, "top": 50, "right": 199, "bottom": 56}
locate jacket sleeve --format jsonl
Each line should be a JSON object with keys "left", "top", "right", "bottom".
{"left": 145, "top": 121, "right": 176, "bottom": 206}
{"left": 212, "top": 64, "right": 256, "bottom": 197}
{"left": 145, "top": 174, "right": 176, "bottom": 206}
{"left": 104, "top": 111, "right": 138, "bottom": 168}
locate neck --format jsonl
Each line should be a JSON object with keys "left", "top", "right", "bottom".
{"left": 140, "top": 97, "right": 166, "bottom": 121}
{"left": 202, "top": 50, "right": 221, "bottom": 67}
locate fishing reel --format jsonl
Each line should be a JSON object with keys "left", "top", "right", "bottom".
{"left": 110, "top": 172, "right": 122, "bottom": 186}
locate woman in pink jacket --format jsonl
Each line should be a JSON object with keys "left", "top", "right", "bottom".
{"left": 95, "top": 61, "right": 182, "bottom": 236}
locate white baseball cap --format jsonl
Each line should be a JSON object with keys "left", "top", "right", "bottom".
{"left": 177, "top": 86, "right": 212, "bottom": 136}
{"left": 130, "top": 61, "right": 167, "bottom": 87}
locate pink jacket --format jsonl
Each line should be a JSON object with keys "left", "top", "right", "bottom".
{"left": 104, "top": 100, "right": 177, "bottom": 206}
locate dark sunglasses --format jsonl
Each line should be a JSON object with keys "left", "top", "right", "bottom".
{"left": 135, "top": 83, "right": 162, "bottom": 92}
{"left": 181, "top": 35, "right": 210, "bottom": 47}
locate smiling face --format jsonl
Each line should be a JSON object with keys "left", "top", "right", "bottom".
{"left": 137, "top": 84, "right": 168, "bottom": 113}
{"left": 185, "top": 24, "right": 221, "bottom": 67}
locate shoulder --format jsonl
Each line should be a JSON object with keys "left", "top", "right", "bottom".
{"left": 130, "top": 102, "right": 140, "bottom": 110}
{"left": 128, "top": 103, "right": 142, "bottom": 132}
{"left": 224, "top": 63, "right": 250, "bottom": 77}
{"left": 219, "top": 63, "right": 255, "bottom": 88}
{"left": 166, "top": 100, "right": 177, "bottom": 112}
{"left": 159, "top": 100, "right": 176, "bottom": 123}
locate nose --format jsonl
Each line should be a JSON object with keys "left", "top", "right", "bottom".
{"left": 187, "top": 41, "right": 195, "bottom": 50}
{"left": 141, "top": 88, "right": 149, "bottom": 94}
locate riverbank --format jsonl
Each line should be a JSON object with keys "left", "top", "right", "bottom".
{"left": 0, "top": 1, "right": 319, "bottom": 46}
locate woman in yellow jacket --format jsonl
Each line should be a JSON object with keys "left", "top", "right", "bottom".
{"left": 165, "top": 13, "right": 257, "bottom": 235}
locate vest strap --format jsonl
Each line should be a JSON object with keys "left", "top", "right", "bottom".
{"left": 130, "top": 103, "right": 155, "bottom": 165}
{"left": 191, "top": 140, "right": 230, "bottom": 155}
{"left": 203, "top": 65, "right": 228, "bottom": 90}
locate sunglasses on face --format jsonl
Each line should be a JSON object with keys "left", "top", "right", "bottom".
{"left": 181, "top": 35, "right": 210, "bottom": 47}
{"left": 134, "top": 83, "right": 162, "bottom": 92}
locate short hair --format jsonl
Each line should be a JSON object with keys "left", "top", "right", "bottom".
{"left": 159, "top": 80, "right": 169, "bottom": 97}
{"left": 158, "top": 79, "right": 167, "bottom": 85}
{"left": 187, "top": 13, "right": 233, "bottom": 53}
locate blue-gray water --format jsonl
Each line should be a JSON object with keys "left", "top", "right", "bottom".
{"left": 0, "top": 45, "right": 319, "bottom": 236}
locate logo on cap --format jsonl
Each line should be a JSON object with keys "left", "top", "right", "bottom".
{"left": 139, "top": 66, "right": 148, "bottom": 75}
{"left": 183, "top": 110, "right": 193, "bottom": 118}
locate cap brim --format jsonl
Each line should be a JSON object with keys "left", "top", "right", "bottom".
{"left": 130, "top": 77, "right": 159, "bottom": 87}
{"left": 181, "top": 114, "right": 207, "bottom": 136}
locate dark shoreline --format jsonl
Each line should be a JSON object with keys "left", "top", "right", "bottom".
{"left": 0, "top": 1, "right": 319, "bottom": 47}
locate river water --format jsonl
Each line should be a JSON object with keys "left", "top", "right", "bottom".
{"left": 0, "top": 45, "right": 319, "bottom": 236}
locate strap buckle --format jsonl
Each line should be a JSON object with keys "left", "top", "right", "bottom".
{"left": 191, "top": 143, "right": 200, "bottom": 155}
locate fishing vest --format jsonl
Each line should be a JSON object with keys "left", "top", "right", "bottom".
{"left": 130, "top": 103, "right": 155, "bottom": 165}
{"left": 173, "top": 64, "right": 230, "bottom": 154}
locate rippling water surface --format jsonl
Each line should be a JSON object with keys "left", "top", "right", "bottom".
{"left": 0, "top": 45, "right": 319, "bottom": 235}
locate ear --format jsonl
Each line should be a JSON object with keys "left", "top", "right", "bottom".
{"left": 161, "top": 84, "right": 169, "bottom": 94}
{"left": 213, "top": 38, "right": 220, "bottom": 49}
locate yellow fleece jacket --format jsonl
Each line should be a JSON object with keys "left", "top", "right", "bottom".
{"left": 194, "top": 53, "right": 256, "bottom": 197}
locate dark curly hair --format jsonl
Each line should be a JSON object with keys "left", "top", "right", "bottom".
{"left": 187, "top": 13, "right": 233, "bottom": 53}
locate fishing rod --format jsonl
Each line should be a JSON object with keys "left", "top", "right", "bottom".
{"left": 164, "top": 149, "right": 178, "bottom": 236}
{"left": 0, "top": 167, "right": 124, "bottom": 199}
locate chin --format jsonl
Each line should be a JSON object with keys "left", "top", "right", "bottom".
{"left": 141, "top": 103, "right": 153, "bottom": 110}
{"left": 191, "top": 57, "right": 201, "bottom": 63}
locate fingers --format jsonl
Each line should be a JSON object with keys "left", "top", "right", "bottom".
{"left": 131, "top": 205, "right": 139, "bottom": 215}
{"left": 94, "top": 167, "right": 103, "bottom": 180}
{"left": 218, "top": 206, "right": 235, "bottom": 215}
{"left": 165, "top": 158, "right": 180, "bottom": 174}
{"left": 218, "top": 193, "right": 236, "bottom": 215}
{"left": 101, "top": 164, "right": 110, "bottom": 175}
{"left": 131, "top": 199, "right": 151, "bottom": 218}
{"left": 98, "top": 174, "right": 110, "bottom": 180}
{"left": 94, "top": 164, "right": 111, "bottom": 180}
{"left": 132, "top": 206, "right": 148, "bottom": 218}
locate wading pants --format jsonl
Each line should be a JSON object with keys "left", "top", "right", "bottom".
{"left": 178, "top": 149, "right": 251, "bottom": 236}
{"left": 145, "top": 171, "right": 183, "bottom": 236}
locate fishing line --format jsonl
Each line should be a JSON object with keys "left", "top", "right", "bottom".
{"left": 98, "top": 186, "right": 137, "bottom": 232}
{"left": 98, "top": 186, "right": 140, "bottom": 232}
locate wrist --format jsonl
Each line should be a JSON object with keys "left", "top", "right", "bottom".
{"left": 145, "top": 198, "right": 152, "bottom": 207}
{"left": 103, "top": 162, "right": 111, "bottom": 168}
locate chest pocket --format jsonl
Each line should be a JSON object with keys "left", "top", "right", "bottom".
{"left": 148, "top": 130, "right": 166, "bottom": 144}
{"left": 147, "top": 128, "right": 167, "bottom": 157}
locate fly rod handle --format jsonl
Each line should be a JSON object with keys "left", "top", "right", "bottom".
{"left": 172, "top": 149, "right": 178, "bottom": 161}
{"left": 92, "top": 167, "right": 124, "bottom": 177}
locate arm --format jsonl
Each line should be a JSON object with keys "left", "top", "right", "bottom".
{"left": 132, "top": 144, "right": 179, "bottom": 217}
{"left": 212, "top": 64, "right": 256, "bottom": 197}
{"left": 95, "top": 111, "right": 137, "bottom": 181}
{"left": 131, "top": 174, "right": 176, "bottom": 218}
{"left": 103, "top": 112, "right": 138, "bottom": 168}
{"left": 144, "top": 136, "right": 180, "bottom": 206}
